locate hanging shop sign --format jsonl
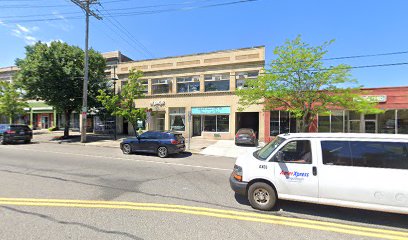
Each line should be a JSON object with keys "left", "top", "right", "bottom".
{"left": 191, "top": 106, "right": 230, "bottom": 115}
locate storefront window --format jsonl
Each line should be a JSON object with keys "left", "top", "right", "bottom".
{"left": 270, "top": 111, "right": 280, "bottom": 136}
{"left": 269, "top": 111, "right": 296, "bottom": 136}
{"left": 177, "top": 76, "right": 200, "bottom": 93}
{"left": 216, "top": 115, "right": 229, "bottom": 132}
{"left": 331, "top": 110, "right": 344, "bottom": 132}
{"left": 152, "top": 78, "right": 171, "bottom": 94}
{"left": 204, "top": 116, "right": 216, "bottom": 132}
{"left": 202, "top": 115, "right": 229, "bottom": 132}
{"left": 204, "top": 73, "right": 230, "bottom": 92}
{"left": 318, "top": 113, "right": 330, "bottom": 132}
{"left": 397, "top": 110, "right": 408, "bottom": 134}
{"left": 169, "top": 107, "right": 185, "bottom": 131}
{"left": 348, "top": 111, "right": 361, "bottom": 133}
{"left": 378, "top": 110, "right": 396, "bottom": 134}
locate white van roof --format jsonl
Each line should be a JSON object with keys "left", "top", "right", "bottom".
{"left": 279, "top": 133, "right": 408, "bottom": 140}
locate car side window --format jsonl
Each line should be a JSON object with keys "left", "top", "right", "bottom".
{"left": 140, "top": 132, "right": 153, "bottom": 139}
{"left": 273, "top": 140, "right": 312, "bottom": 164}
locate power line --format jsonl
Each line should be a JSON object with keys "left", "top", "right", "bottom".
{"left": 322, "top": 51, "right": 408, "bottom": 61}
{"left": 0, "top": 0, "right": 258, "bottom": 22}
{"left": 97, "top": 3, "right": 155, "bottom": 58}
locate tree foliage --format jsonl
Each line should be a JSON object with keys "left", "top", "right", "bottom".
{"left": 97, "top": 69, "right": 146, "bottom": 136}
{"left": 15, "top": 41, "right": 108, "bottom": 137}
{"left": 0, "top": 81, "right": 28, "bottom": 124}
{"left": 237, "top": 36, "right": 382, "bottom": 132}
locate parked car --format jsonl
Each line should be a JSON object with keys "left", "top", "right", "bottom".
{"left": 0, "top": 124, "right": 33, "bottom": 145}
{"left": 235, "top": 128, "right": 257, "bottom": 146}
{"left": 120, "top": 131, "right": 186, "bottom": 158}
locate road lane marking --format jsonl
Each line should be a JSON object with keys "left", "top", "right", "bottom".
{"left": 0, "top": 146, "right": 231, "bottom": 172}
{"left": 0, "top": 198, "right": 407, "bottom": 239}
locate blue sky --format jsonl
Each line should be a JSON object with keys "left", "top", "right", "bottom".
{"left": 0, "top": 0, "right": 407, "bottom": 87}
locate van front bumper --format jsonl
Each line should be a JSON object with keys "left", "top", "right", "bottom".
{"left": 229, "top": 174, "right": 248, "bottom": 196}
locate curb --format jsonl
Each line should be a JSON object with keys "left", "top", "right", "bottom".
{"left": 33, "top": 140, "right": 204, "bottom": 155}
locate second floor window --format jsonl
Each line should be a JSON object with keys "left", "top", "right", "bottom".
{"left": 236, "top": 71, "right": 259, "bottom": 90}
{"left": 152, "top": 78, "right": 171, "bottom": 94}
{"left": 204, "top": 73, "right": 230, "bottom": 92}
{"left": 177, "top": 76, "right": 200, "bottom": 93}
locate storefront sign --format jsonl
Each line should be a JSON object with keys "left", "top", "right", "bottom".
{"left": 150, "top": 100, "right": 165, "bottom": 107}
{"left": 191, "top": 106, "right": 230, "bottom": 115}
{"left": 354, "top": 95, "right": 387, "bottom": 103}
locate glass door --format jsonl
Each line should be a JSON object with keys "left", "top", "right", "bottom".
{"left": 193, "top": 116, "right": 202, "bottom": 136}
{"left": 41, "top": 116, "right": 49, "bottom": 129}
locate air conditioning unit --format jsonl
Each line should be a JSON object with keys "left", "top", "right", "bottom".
{"left": 192, "top": 76, "right": 200, "bottom": 82}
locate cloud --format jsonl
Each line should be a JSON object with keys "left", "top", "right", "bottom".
{"left": 16, "top": 24, "right": 30, "bottom": 33}
{"left": 24, "top": 36, "right": 37, "bottom": 44}
{"left": 47, "top": 11, "right": 73, "bottom": 32}
{"left": 0, "top": 19, "right": 6, "bottom": 26}
{"left": 7, "top": 23, "right": 40, "bottom": 45}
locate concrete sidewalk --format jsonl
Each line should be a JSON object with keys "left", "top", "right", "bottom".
{"left": 32, "top": 130, "right": 262, "bottom": 158}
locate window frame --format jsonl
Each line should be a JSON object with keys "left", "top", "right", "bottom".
{"left": 152, "top": 78, "right": 172, "bottom": 95}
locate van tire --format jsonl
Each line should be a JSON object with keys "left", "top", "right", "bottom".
{"left": 248, "top": 182, "right": 277, "bottom": 211}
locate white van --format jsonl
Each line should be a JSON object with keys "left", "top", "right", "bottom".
{"left": 230, "top": 133, "right": 408, "bottom": 214}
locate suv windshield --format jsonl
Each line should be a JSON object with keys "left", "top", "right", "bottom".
{"left": 255, "top": 136, "right": 285, "bottom": 161}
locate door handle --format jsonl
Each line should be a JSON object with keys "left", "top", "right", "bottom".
{"left": 312, "top": 166, "right": 317, "bottom": 176}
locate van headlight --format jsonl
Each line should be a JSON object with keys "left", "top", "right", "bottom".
{"left": 232, "top": 164, "right": 243, "bottom": 182}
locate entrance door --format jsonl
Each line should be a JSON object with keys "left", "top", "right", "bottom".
{"left": 193, "top": 116, "right": 202, "bottom": 136}
{"left": 41, "top": 116, "right": 49, "bottom": 129}
{"left": 365, "top": 121, "right": 377, "bottom": 133}
{"left": 157, "top": 114, "right": 165, "bottom": 131}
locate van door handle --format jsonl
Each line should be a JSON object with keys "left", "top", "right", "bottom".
{"left": 312, "top": 166, "right": 317, "bottom": 176}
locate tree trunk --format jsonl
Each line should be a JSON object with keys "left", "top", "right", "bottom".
{"left": 64, "top": 110, "right": 71, "bottom": 138}
{"left": 130, "top": 122, "right": 138, "bottom": 137}
{"left": 9, "top": 115, "right": 12, "bottom": 124}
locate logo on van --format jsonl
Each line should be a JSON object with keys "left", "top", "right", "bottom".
{"left": 280, "top": 170, "right": 309, "bottom": 178}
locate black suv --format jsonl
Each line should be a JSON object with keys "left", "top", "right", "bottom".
{"left": 120, "top": 131, "right": 186, "bottom": 158}
{"left": 0, "top": 124, "right": 33, "bottom": 144}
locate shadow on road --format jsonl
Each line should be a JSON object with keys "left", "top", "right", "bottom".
{"left": 234, "top": 194, "right": 408, "bottom": 229}
{"left": 127, "top": 152, "right": 193, "bottom": 159}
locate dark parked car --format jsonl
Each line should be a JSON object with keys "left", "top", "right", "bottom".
{"left": 0, "top": 124, "right": 33, "bottom": 144}
{"left": 235, "top": 128, "right": 257, "bottom": 146}
{"left": 120, "top": 131, "right": 186, "bottom": 158}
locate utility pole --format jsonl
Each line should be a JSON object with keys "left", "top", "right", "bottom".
{"left": 70, "top": 0, "right": 102, "bottom": 143}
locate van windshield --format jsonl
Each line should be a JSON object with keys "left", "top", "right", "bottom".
{"left": 255, "top": 137, "right": 285, "bottom": 161}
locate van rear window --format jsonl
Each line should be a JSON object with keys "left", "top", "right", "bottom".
{"left": 321, "top": 141, "right": 408, "bottom": 170}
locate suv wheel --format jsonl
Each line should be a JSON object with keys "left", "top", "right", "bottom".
{"left": 157, "top": 146, "right": 168, "bottom": 158}
{"left": 0, "top": 136, "right": 5, "bottom": 145}
{"left": 248, "top": 182, "right": 277, "bottom": 211}
{"left": 122, "top": 143, "right": 132, "bottom": 154}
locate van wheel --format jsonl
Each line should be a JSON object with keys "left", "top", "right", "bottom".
{"left": 248, "top": 182, "right": 277, "bottom": 211}
{"left": 157, "top": 146, "right": 168, "bottom": 158}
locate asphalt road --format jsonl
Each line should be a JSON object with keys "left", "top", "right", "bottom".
{"left": 0, "top": 142, "right": 407, "bottom": 240}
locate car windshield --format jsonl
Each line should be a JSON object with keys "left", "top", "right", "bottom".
{"left": 255, "top": 136, "right": 285, "bottom": 161}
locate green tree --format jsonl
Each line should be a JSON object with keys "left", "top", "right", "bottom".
{"left": 237, "top": 36, "right": 382, "bottom": 132}
{"left": 15, "top": 41, "right": 108, "bottom": 137}
{"left": 97, "top": 69, "right": 146, "bottom": 136}
{"left": 0, "top": 81, "right": 28, "bottom": 124}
